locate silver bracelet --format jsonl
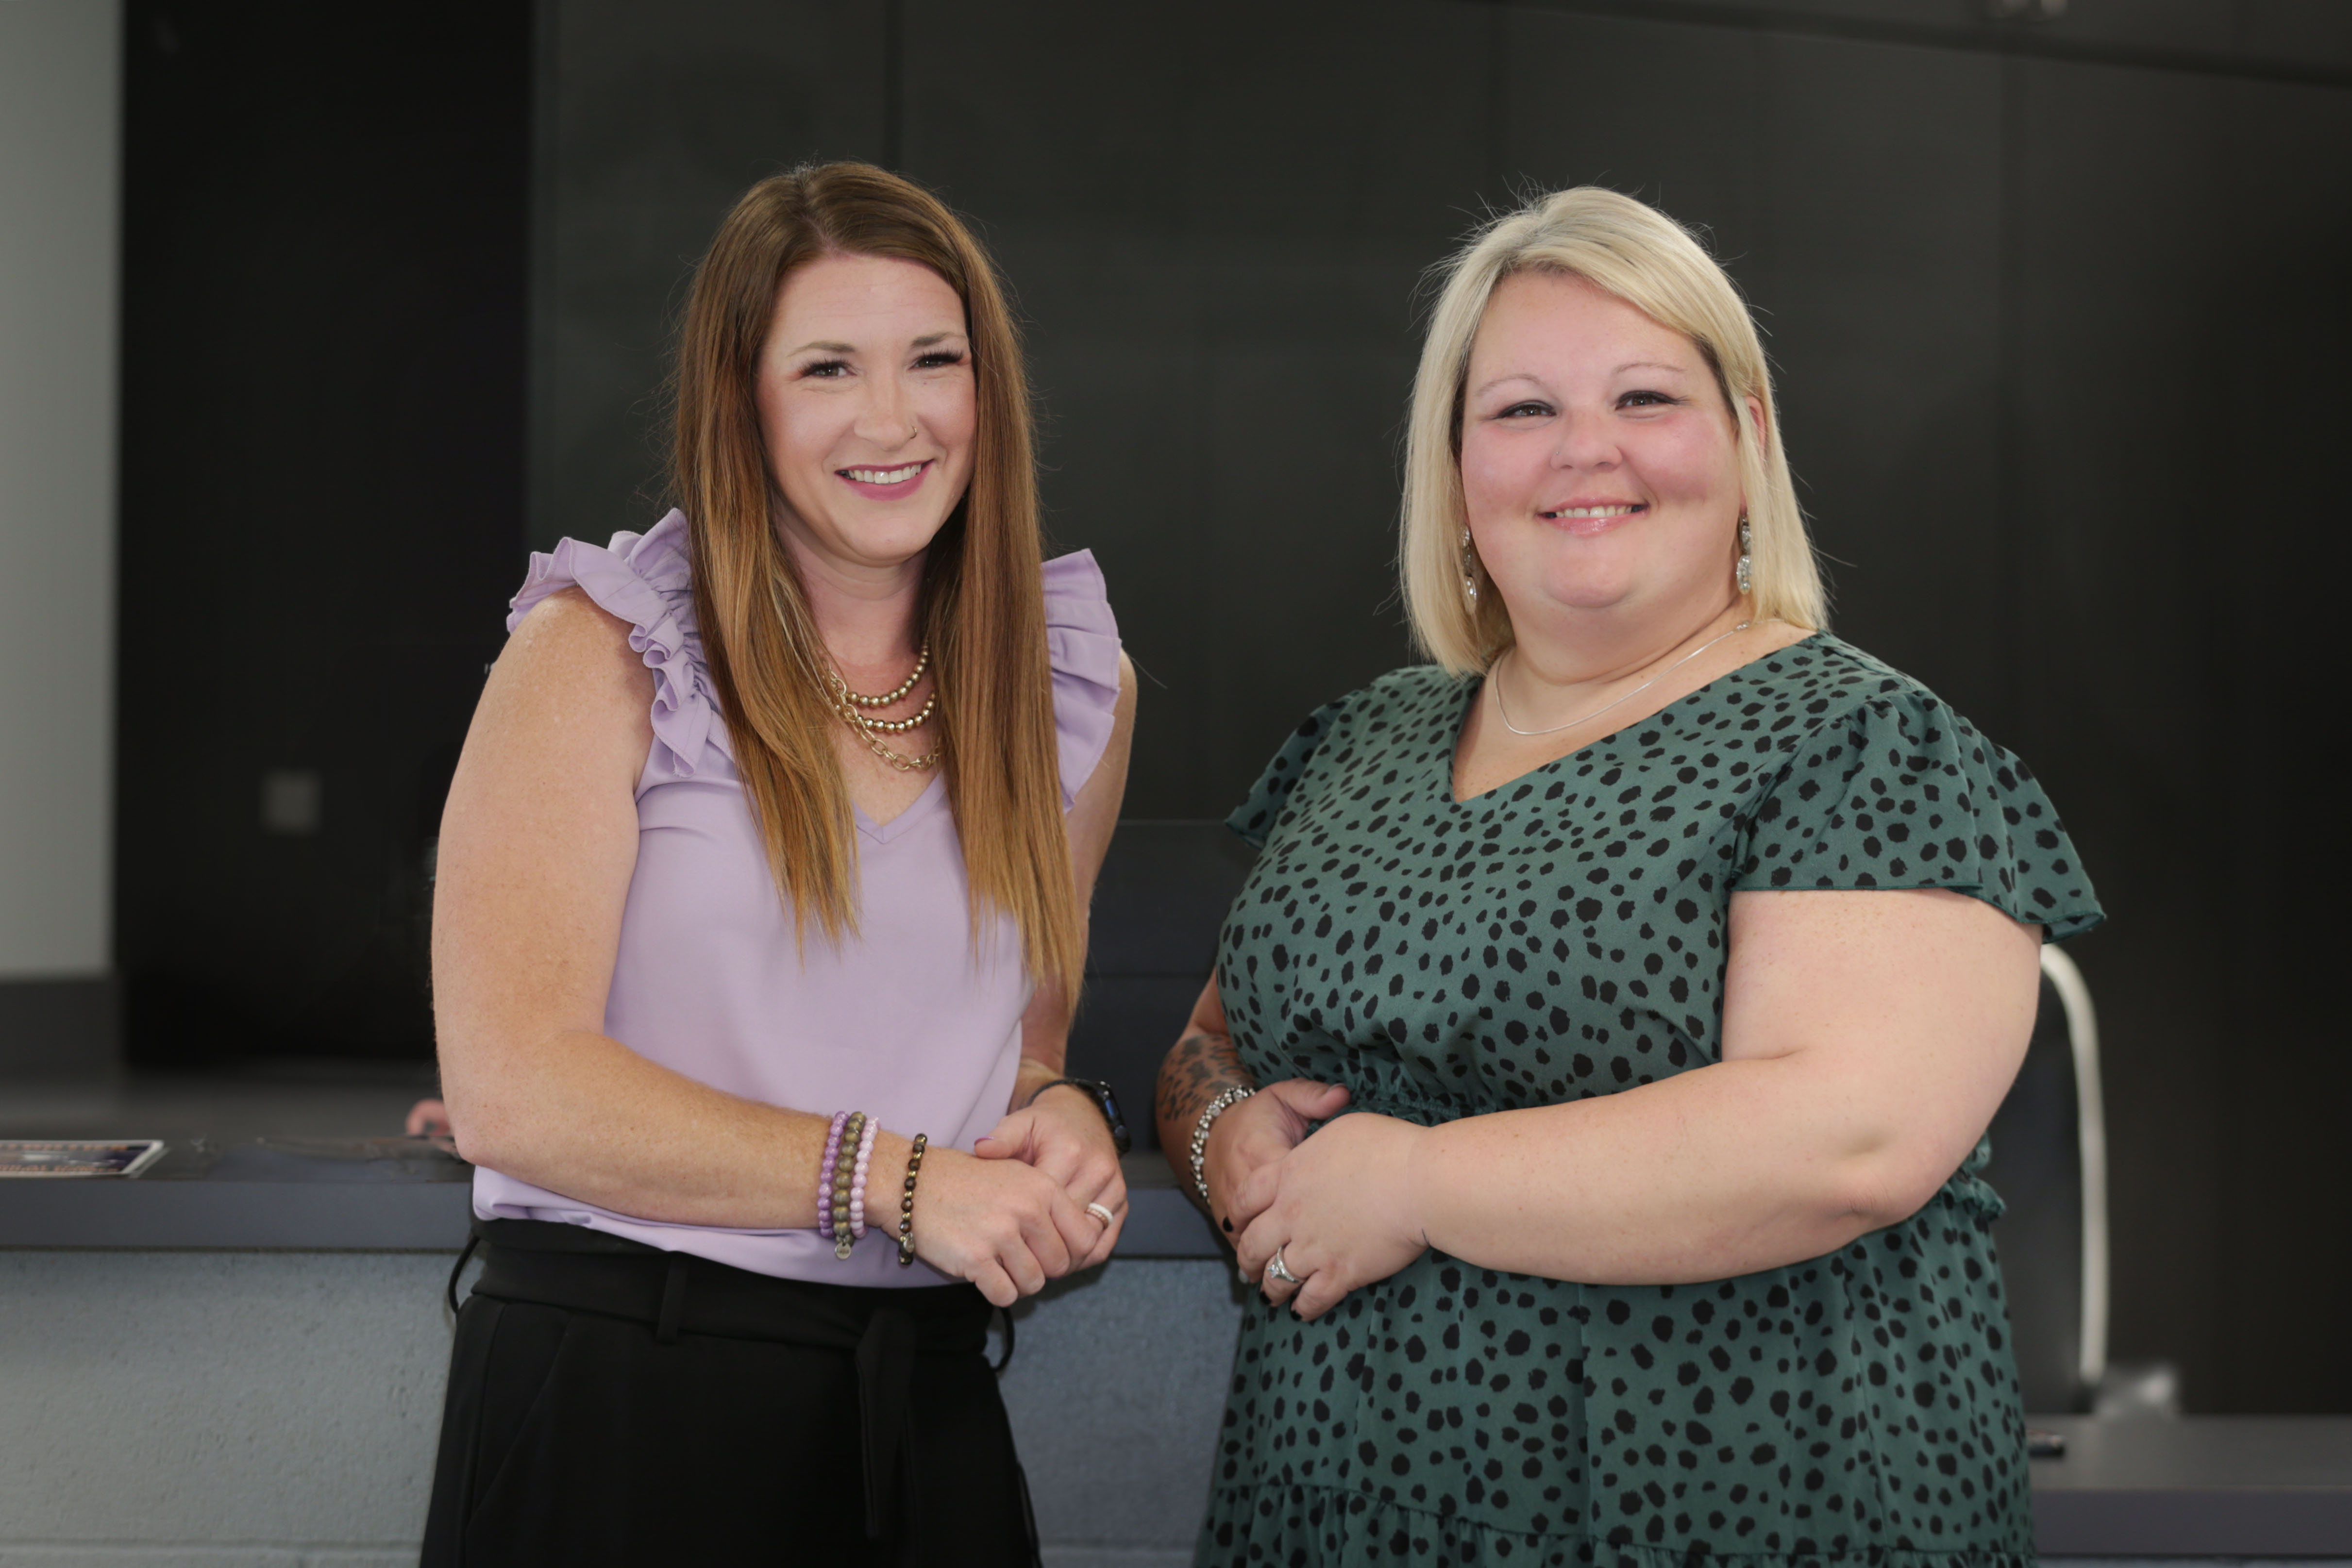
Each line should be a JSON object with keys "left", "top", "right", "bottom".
{"left": 1189, "top": 1085, "right": 1255, "bottom": 1206}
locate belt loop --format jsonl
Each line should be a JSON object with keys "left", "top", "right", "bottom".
{"left": 655, "top": 1252, "right": 690, "bottom": 1345}
{"left": 445, "top": 1223, "right": 483, "bottom": 1317}
{"left": 991, "top": 1302, "right": 1016, "bottom": 1373}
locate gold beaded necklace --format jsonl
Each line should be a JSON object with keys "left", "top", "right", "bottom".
{"left": 837, "top": 645, "right": 929, "bottom": 709}
{"left": 827, "top": 645, "right": 941, "bottom": 772}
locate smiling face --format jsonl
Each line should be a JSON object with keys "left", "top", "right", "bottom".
{"left": 754, "top": 251, "right": 977, "bottom": 577}
{"left": 1459, "top": 269, "right": 1753, "bottom": 636}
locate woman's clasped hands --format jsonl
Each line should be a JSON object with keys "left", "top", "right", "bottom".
{"left": 1210, "top": 1078, "right": 1433, "bottom": 1321}
{"left": 915, "top": 1091, "right": 1126, "bottom": 1308}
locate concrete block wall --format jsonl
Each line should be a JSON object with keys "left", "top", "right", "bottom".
{"left": 0, "top": 1250, "right": 1238, "bottom": 1565}
{"left": 6, "top": 1247, "right": 2347, "bottom": 1568}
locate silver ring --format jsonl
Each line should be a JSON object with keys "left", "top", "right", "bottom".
{"left": 1086, "top": 1201, "right": 1116, "bottom": 1227}
{"left": 1266, "top": 1245, "right": 1303, "bottom": 1286}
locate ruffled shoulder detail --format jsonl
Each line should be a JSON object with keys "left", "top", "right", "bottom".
{"left": 506, "top": 510, "right": 728, "bottom": 777}
{"left": 1042, "top": 550, "right": 1123, "bottom": 809}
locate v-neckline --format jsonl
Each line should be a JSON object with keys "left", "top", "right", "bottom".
{"left": 1445, "top": 632, "right": 1824, "bottom": 806}
{"left": 853, "top": 772, "right": 946, "bottom": 843}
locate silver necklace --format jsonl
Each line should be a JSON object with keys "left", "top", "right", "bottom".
{"left": 1492, "top": 620, "right": 1753, "bottom": 738}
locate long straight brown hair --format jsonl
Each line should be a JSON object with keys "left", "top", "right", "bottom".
{"left": 672, "top": 163, "right": 1081, "bottom": 997}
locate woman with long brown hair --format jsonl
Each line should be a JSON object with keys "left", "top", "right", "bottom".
{"left": 420, "top": 163, "right": 1136, "bottom": 1564}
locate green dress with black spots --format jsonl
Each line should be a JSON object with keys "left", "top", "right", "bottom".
{"left": 1198, "top": 633, "right": 2103, "bottom": 1568}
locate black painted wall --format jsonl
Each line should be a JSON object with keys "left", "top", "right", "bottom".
{"left": 116, "top": 1, "right": 531, "bottom": 1059}
{"left": 117, "top": 0, "right": 2352, "bottom": 1412}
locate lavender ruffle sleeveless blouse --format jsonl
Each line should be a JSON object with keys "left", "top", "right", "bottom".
{"left": 470, "top": 511, "right": 1122, "bottom": 1287}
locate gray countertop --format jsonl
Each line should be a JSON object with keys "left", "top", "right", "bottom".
{"left": 0, "top": 1136, "right": 480, "bottom": 1249}
{"left": 2031, "top": 1414, "right": 2352, "bottom": 1554}
{"left": 0, "top": 1138, "right": 1226, "bottom": 1254}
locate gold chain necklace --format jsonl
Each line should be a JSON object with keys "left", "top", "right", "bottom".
{"left": 1493, "top": 620, "right": 1753, "bottom": 737}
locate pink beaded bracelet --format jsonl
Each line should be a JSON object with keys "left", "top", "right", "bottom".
{"left": 847, "top": 1115, "right": 880, "bottom": 1240}
{"left": 817, "top": 1110, "right": 849, "bottom": 1241}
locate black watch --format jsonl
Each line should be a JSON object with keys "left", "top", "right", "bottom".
{"left": 1028, "top": 1076, "right": 1131, "bottom": 1155}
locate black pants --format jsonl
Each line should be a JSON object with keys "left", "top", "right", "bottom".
{"left": 422, "top": 1220, "right": 1040, "bottom": 1567}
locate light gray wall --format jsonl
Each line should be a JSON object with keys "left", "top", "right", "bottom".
{"left": 0, "top": 1252, "right": 451, "bottom": 1567}
{"left": 8, "top": 1245, "right": 2347, "bottom": 1566}
{"left": 0, "top": 1248, "right": 1236, "bottom": 1565}
{"left": 0, "top": 0, "right": 119, "bottom": 984}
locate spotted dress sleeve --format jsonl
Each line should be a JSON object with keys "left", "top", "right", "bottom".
{"left": 1224, "top": 701, "right": 1346, "bottom": 851}
{"left": 1732, "top": 682, "right": 2104, "bottom": 941}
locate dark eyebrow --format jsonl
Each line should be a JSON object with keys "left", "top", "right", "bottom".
{"left": 786, "top": 331, "right": 966, "bottom": 358}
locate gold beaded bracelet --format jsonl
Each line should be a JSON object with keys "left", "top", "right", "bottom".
{"left": 830, "top": 1111, "right": 865, "bottom": 1260}
{"left": 895, "top": 1133, "right": 927, "bottom": 1267}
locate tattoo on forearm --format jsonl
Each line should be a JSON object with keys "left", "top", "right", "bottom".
{"left": 1154, "top": 1028, "right": 1253, "bottom": 1146}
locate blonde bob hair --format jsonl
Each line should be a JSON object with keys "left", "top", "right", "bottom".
{"left": 1401, "top": 187, "right": 1827, "bottom": 675}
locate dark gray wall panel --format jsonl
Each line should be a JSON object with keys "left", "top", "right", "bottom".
{"left": 530, "top": 0, "right": 890, "bottom": 552}
{"left": 1502, "top": 9, "right": 1771, "bottom": 258}
{"left": 2238, "top": 0, "right": 2352, "bottom": 66}
{"left": 2003, "top": 52, "right": 2352, "bottom": 1411}
{"left": 2201, "top": 74, "right": 2352, "bottom": 1413}
{"left": 2009, "top": 52, "right": 2235, "bottom": 1406}
{"left": 117, "top": 0, "right": 532, "bottom": 1064}
{"left": 897, "top": 0, "right": 1486, "bottom": 816}
{"left": 1502, "top": 11, "right": 2010, "bottom": 730}
{"left": 1751, "top": 33, "right": 2009, "bottom": 729}
{"left": 1511, "top": 0, "right": 2352, "bottom": 76}
{"left": 0, "top": 979, "right": 120, "bottom": 1075}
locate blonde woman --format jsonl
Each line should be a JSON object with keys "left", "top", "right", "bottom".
{"left": 423, "top": 164, "right": 1136, "bottom": 1564}
{"left": 1158, "top": 187, "right": 2100, "bottom": 1567}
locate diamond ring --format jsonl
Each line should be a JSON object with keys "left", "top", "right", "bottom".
{"left": 1266, "top": 1245, "right": 1304, "bottom": 1286}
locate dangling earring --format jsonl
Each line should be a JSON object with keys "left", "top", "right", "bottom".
{"left": 1460, "top": 527, "right": 1479, "bottom": 605}
{"left": 1735, "top": 514, "right": 1753, "bottom": 597}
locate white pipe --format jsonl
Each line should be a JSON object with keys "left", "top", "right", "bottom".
{"left": 2039, "top": 943, "right": 2108, "bottom": 1391}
